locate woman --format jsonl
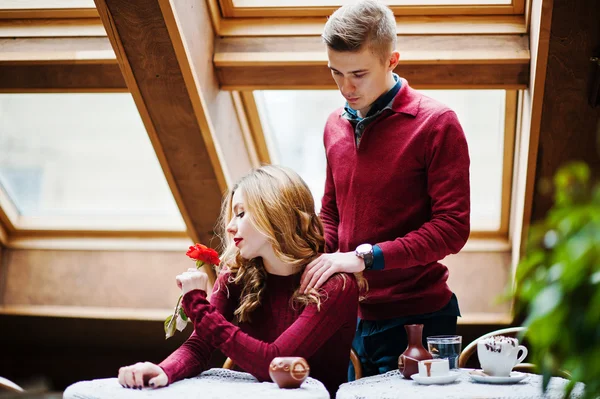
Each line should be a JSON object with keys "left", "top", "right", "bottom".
{"left": 117, "top": 165, "right": 359, "bottom": 396}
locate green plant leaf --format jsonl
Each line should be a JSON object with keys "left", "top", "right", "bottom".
{"left": 164, "top": 314, "right": 177, "bottom": 339}
{"left": 513, "top": 161, "right": 600, "bottom": 398}
{"left": 179, "top": 306, "right": 188, "bottom": 322}
{"left": 529, "top": 284, "right": 562, "bottom": 319}
{"left": 175, "top": 313, "right": 188, "bottom": 332}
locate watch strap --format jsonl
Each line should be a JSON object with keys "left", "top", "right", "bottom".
{"left": 363, "top": 250, "right": 375, "bottom": 269}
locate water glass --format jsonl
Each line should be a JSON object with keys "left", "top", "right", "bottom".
{"left": 427, "top": 335, "right": 462, "bottom": 369}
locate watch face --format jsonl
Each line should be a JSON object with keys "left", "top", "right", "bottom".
{"left": 356, "top": 243, "right": 373, "bottom": 254}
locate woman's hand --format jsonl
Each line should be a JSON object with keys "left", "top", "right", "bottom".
{"left": 118, "top": 362, "right": 168, "bottom": 389}
{"left": 176, "top": 268, "right": 210, "bottom": 296}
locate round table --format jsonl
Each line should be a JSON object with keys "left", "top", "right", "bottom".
{"left": 336, "top": 369, "right": 585, "bottom": 399}
{"left": 63, "top": 368, "right": 329, "bottom": 399}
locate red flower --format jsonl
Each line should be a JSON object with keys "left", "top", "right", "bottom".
{"left": 186, "top": 243, "right": 221, "bottom": 266}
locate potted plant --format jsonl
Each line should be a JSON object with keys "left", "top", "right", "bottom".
{"left": 514, "top": 161, "right": 600, "bottom": 398}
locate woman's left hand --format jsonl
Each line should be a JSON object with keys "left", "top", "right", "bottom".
{"left": 176, "top": 268, "right": 210, "bottom": 296}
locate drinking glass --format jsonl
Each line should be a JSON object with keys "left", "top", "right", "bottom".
{"left": 427, "top": 335, "right": 462, "bottom": 369}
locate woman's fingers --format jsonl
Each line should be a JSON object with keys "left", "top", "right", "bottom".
{"left": 300, "top": 255, "right": 323, "bottom": 293}
{"left": 123, "top": 367, "right": 136, "bottom": 389}
{"left": 117, "top": 366, "right": 127, "bottom": 387}
{"left": 131, "top": 363, "right": 145, "bottom": 389}
{"left": 148, "top": 369, "right": 169, "bottom": 388}
{"left": 176, "top": 271, "right": 209, "bottom": 295}
{"left": 118, "top": 362, "right": 166, "bottom": 389}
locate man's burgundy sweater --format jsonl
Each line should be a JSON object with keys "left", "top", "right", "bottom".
{"left": 159, "top": 272, "right": 358, "bottom": 396}
{"left": 320, "top": 78, "right": 470, "bottom": 320}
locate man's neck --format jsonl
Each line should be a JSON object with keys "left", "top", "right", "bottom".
{"left": 357, "top": 74, "right": 398, "bottom": 118}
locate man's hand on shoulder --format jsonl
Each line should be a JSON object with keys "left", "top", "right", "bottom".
{"left": 300, "top": 252, "right": 364, "bottom": 294}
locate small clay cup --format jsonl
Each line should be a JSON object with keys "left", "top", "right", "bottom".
{"left": 269, "top": 357, "right": 310, "bottom": 389}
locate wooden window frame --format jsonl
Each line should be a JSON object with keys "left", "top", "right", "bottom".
{"left": 205, "top": 0, "right": 528, "bottom": 37}
{"left": 0, "top": 184, "right": 15, "bottom": 246}
{"left": 0, "top": 183, "right": 190, "bottom": 250}
{"left": 0, "top": 2, "right": 527, "bottom": 38}
{"left": 0, "top": 0, "right": 97, "bottom": 19}
{"left": 217, "top": 0, "right": 526, "bottom": 18}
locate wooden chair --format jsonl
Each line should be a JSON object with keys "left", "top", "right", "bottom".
{"left": 223, "top": 348, "right": 364, "bottom": 380}
{"left": 458, "top": 326, "right": 571, "bottom": 378}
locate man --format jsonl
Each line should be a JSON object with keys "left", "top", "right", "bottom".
{"left": 299, "top": 0, "right": 471, "bottom": 378}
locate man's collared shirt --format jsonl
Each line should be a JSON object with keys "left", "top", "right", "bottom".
{"left": 342, "top": 73, "right": 401, "bottom": 146}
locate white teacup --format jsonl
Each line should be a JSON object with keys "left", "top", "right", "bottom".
{"left": 477, "top": 335, "right": 528, "bottom": 377}
{"left": 418, "top": 358, "right": 449, "bottom": 378}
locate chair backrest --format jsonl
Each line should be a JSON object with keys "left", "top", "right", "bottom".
{"left": 0, "top": 376, "right": 25, "bottom": 393}
{"left": 223, "top": 348, "right": 364, "bottom": 380}
{"left": 458, "top": 326, "right": 528, "bottom": 369}
{"left": 458, "top": 326, "right": 527, "bottom": 368}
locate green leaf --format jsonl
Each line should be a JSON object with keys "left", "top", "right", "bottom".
{"left": 179, "top": 306, "right": 189, "bottom": 322}
{"left": 512, "top": 162, "right": 600, "bottom": 399}
{"left": 175, "top": 313, "right": 188, "bottom": 332}
{"left": 164, "top": 314, "right": 177, "bottom": 339}
{"left": 529, "top": 284, "right": 562, "bottom": 319}
{"left": 563, "top": 379, "right": 576, "bottom": 399}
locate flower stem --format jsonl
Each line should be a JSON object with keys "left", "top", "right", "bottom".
{"left": 166, "top": 294, "right": 183, "bottom": 331}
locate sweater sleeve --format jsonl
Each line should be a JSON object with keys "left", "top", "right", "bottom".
{"left": 181, "top": 275, "right": 358, "bottom": 381}
{"left": 158, "top": 273, "right": 238, "bottom": 384}
{"left": 320, "top": 159, "right": 340, "bottom": 253}
{"left": 377, "top": 110, "right": 471, "bottom": 269}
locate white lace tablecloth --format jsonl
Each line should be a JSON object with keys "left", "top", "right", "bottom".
{"left": 63, "top": 368, "right": 329, "bottom": 399}
{"left": 336, "top": 369, "right": 585, "bottom": 399}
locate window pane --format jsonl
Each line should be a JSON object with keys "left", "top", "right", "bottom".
{"left": 0, "top": 93, "right": 185, "bottom": 230}
{"left": 255, "top": 89, "right": 506, "bottom": 232}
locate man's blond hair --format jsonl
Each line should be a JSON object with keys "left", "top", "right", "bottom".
{"left": 322, "top": 0, "right": 396, "bottom": 63}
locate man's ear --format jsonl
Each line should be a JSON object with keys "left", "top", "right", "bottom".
{"left": 388, "top": 50, "right": 400, "bottom": 71}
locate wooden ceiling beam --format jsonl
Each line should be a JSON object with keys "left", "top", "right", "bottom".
{"left": 0, "top": 18, "right": 105, "bottom": 37}
{"left": 217, "top": 64, "right": 529, "bottom": 90}
{"left": 0, "top": 37, "right": 125, "bottom": 91}
{"left": 93, "top": 0, "right": 256, "bottom": 277}
{"left": 0, "top": 64, "right": 126, "bottom": 92}
{"left": 217, "top": 15, "right": 527, "bottom": 37}
{"left": 215, "top": 35, "right": 531, "bottom": 89}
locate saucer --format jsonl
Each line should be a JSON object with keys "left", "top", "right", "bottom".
{"left": 411, "top": 370, "right": 461, "bottom": 385}
{"left": 468, "top": 370, "right": 528, "bottom": 384}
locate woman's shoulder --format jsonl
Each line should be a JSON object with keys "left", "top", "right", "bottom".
{"left": 320, "top": 272, "right": 359, "bottom": 297}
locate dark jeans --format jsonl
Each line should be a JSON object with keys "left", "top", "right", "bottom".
{"left": 348, "top": 294, "right": 460, "bottom": 380}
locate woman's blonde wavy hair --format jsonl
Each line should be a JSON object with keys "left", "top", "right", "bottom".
{"left": 216, "top": 165, "right": 362, "bottom": 322}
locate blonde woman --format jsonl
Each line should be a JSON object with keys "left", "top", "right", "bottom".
{"left": 117, "top": 165, "right": 359, "bottom": 396}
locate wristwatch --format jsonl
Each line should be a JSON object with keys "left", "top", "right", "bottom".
{"left": 355, "top": 243, "right": 374, "bottom": 270}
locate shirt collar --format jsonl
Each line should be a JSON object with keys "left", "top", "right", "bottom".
{"left": 389, "top": 77, "right": 420, "bottom": 117}
{"left": 344, "top": 74, "right": 401, "bottom": 120}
